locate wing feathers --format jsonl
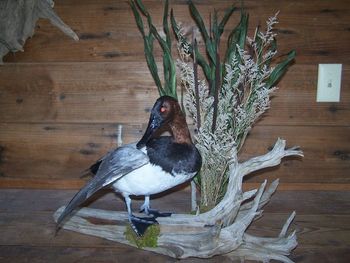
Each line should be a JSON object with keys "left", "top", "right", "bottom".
{"left": 56, "top": 144, "right": 148, "bottom": 228}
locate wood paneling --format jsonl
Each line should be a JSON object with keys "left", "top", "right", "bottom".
{"left": 241, "top": 126, "right": 350, "bottom": 183}
{"left": 3, "top": 0, "right": 350, "bottom": 64}
{"left": 0, "top": 0, "right": 349, "bottom": 189}
{"left": 0, "top": 122, "right": 142, "bottom": 179}
{"left": 0, "top": 2, "right": 348, "bottom": 262}
{"left": 0, "top": 189, "right": 349, "bottom": 262}
{"left": 0, "top": 122, "right": 348, "bottom": 185}
{"left": 1, "top": 63, "right": 349, "bottom": 125}
{"left": 0, "top": 62, "right": 158, "bottom": 124}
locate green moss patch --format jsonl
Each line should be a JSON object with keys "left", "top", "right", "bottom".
{"left": 124, "top": 224, "right": 160, "bottom": 248}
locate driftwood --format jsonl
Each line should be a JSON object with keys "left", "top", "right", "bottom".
{"left": 0, "top": 0, "right": 78, "bottom": 63}
{"left": 54, "top": 138, "right": 303, "bottom": 262}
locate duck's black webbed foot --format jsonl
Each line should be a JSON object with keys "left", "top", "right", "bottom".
{"left": 129, "top": 215, "right": 158, "bottom": 236}
{"left": 147, "top": 208, "right": 172, "bottom": 218}
{"left": 139, "top": 207, "right": 172, "bottom": 218}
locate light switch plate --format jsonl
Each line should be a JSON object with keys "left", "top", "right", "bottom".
{"left": 317, "top": 64, "right": 342, "bottom": 102}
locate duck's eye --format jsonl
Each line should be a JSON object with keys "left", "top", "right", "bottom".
{"left": 160, "top": 106, "right": 167, "bottom": 113}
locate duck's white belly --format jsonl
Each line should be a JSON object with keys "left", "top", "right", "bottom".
{"left": 112, "top": 163, "right": 195, "bottom": 196}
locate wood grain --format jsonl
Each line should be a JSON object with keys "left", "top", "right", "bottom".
{"left": 2, "top": 178, "right": 350, "bottom": 191}
{"left": 0, "top": 0, "right": 349, "bottom": 261}
{"left": 0, "top": 189, "right": 349, "bottom": 263}
{"left": 1, "top": 189, "right": 348, "bottom": 217}
{"left": 241, "top": 126, "right": 350, "bottom": 184}
{"left": 0, "top": 62, "right": 158, "bottom": 124}
{"left": 1, "top": 63, "right": 349, "bottom": 126}
{"left": 2, "top": 0, "right": 350, "bottom": 64}
{"left": 0, "top": 123, "right": 348, "bottom": 184}
{"left": 0, "top": 122, "right": 142, "bottom": 180}
{"left": 0, "top": 0, "right": 349, "bottom": 191}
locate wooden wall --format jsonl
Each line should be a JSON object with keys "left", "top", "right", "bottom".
{"left": 0, "top": 0, "right": 349, "bottom": 190}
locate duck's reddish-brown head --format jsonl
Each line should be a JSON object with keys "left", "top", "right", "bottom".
{"left": 136, "top": 96, "right": 191, "bottom": 149}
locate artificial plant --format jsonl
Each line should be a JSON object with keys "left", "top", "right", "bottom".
{"left": 130, "top": 0, "right": 177, "bottom": 98}
{"left": 131, "top": 0, "right": 296, "bottom": 209}
{"left": 176, "top": 3, "right": 296, "bottom": 208}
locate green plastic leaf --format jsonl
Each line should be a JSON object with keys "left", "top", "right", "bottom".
{"left": 131, "top": 0, "right": 165, "bottom": 95}
{"left": 212, "top": 10, "right": 219, "bottom": 40}
{"left": 135, "top": 0, "right": 149, "bottom": 16}
{"left": 161, "top": 0, "right": 173, "bottom": 95}
{"left": 188, "top": 1, "right": 210, "bottom": 43}
{"left": 150, "top": 24, "right": 177, "bottom": 98}
{"left": 205, "top": 40, "right": 216, "bottom": 64}
{"left": 195, "top": 47, "right": 211, "bottom": 81}
{"left": 224, "top": 12, "right": 249, "bottom": 64}
{"left": 170, "top": 9, "right": 192, "bottom": 55}
{"left": 218, "top": 5, "right": 236, "bottom": 37}
{"left": 238, "top": 13, "right": 249, "bottom": 49}
{"left": 144, "top": 36, "right": 164, "bottom": 95}
{"left": 188, "top": 1, "right": 216, "bottom": 63}
{"left": 130, "top": 1, "right": 145, "bottom": 36}
{"left": 132, "top": 0, "right": 177, "bottom": 98}
{"left": 135, "top": 0, "right": 153, "bottom": 38}
{"left": 163, "top": 0, "right": 171, "bottom": 48}
{"left": 170, "top": 5, "right": 211, "bottom": 91}
{"left": 266, "top": 50, "right": 296, "bottom": 89}
{"left": 264, "top": 38, "right": 277, "bottom": 66}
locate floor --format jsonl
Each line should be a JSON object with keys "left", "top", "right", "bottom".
{"left": 0, "top": 188, "right": 349, "bottom": 263}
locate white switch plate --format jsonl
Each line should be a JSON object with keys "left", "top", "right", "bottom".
{"left": 317, "top": 64, "right": 342, "bottom": 102}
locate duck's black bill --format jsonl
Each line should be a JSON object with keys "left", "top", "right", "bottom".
{"left": 136, "top": 112, "right": 162, "bottom": 149}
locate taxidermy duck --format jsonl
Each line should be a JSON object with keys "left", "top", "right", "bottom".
{"left": 56, "top": 96, "right": 202, "bottom": 236}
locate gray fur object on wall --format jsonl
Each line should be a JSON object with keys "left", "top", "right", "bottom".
{"left": 0, "top": 0, "right": 78, "bottom": 63}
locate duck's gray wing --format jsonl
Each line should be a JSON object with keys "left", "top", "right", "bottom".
{"left": 56, "top": 144, "right": 148, "bottom": 228}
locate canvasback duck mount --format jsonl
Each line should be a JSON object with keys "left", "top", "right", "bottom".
{"left": 56, "top": 96, "right": 202, "bottom": 236}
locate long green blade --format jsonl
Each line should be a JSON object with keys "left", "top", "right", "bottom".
{"left": 218, "top": 5, "right": 236, "bottom": 37}
{"left": 144, "top": 36, "right": 165, "bottom": 95}
{"left": 171, "top": 8, "right": 192, "bottom": 55}
{"left": 195, "top": 47, "right": 211, "bottom": 81}
{"left": 130, "top": 1, "right": 145, "bottom": 36}
{"left": 188, "top": 0, "right": 210, "bottom": 42}
{"left": 224, "top": 12, "right": 249, "bottom": 64}
{"left": 163, "top": 0, "right": 171, "bottom": 48}
{"left": 266, "top": 50, "right": 296, "bottom": 89}
{"left": 150, "top": 25, "right": 177, "bottom": 98}
{"left": 131, "top": 0, "right": 164, "bottom": 95}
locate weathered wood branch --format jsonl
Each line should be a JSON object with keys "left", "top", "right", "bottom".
{"left": 239, "top": 138, "right": 303, "bottom": 177}
{"left": 54, "top": 138, "right": 302, "bottom": 261}
{"left": 229, "top": 212, "right": 297, "bottom": 263}
{"left": 0, "top": 0, "right": 78, "bottom": 63}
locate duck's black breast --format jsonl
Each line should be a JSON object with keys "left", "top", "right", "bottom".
{"left": 146, "top": 136, "right": 202, "bottom": 175}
